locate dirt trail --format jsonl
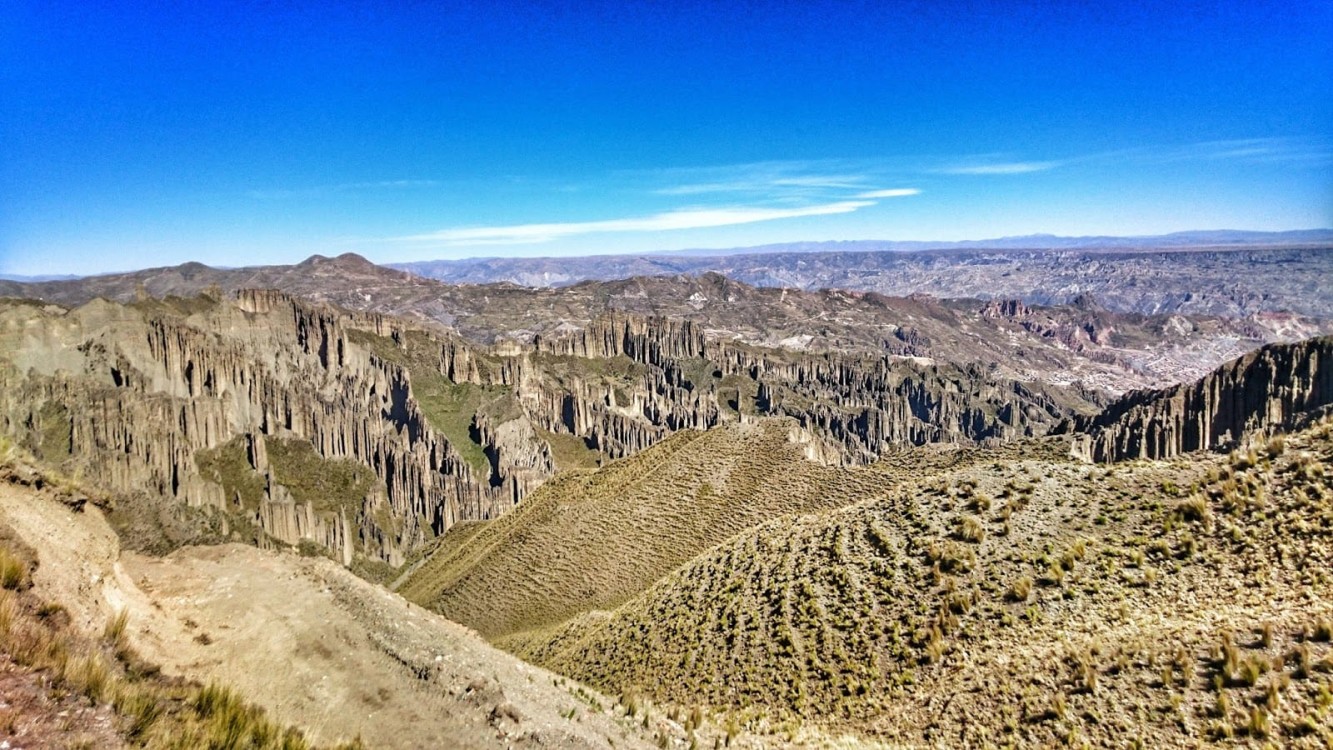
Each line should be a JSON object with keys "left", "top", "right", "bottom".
{"left": 0, "top": 483, "right": 656, "bottom": 749}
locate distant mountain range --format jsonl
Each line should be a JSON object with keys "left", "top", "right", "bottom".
{"left": 0, "top": 272, "right": 82, "bottom": 282}
{"left": 646, "top": 228, "right": 1333, "bottom": 256}
{"left": 389, "top": 232, "right": 1333, "bottom": 318}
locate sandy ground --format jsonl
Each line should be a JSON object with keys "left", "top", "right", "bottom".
{"left": 0, "top": 483, "right": 657, "bottom": 749}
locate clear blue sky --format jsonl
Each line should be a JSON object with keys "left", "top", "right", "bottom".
{"left": 2, "top": 1, "right": 1330, "bottom": 275}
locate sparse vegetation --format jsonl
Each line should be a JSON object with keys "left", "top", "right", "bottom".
{"left": 0, "top": 540, "right": 361, "bottom": 749}
{"left": 480, "top": 419, "right": 1333, "bottom": 746}
{"left": 399, "top": 421, "right": 997, "bottom": 637}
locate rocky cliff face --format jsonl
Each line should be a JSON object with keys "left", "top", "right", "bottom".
{"left": 524, "top": 314, "right": 1090, "bottom": 464}
{"left": 0, "top": 292, "right": 551, "bottom": 567}
{"left": 1071, "top": 336, "right": 1333, "bottom": 462}
{"left": 0, "top": 291, "right": 1101, "bottom": 569}
{"left": 6, "top": 253, "right": 1327, "bottom": 398}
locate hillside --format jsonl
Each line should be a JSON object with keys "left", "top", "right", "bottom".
{"left": 397, "top": 420, "right": 1059, "bottom": 638}
{"left": 501, "top": 419, "right": 1333, "bottom": 746}
{"left": 392, "top": 339, "right": 1333, "bottom": 746}
{"left": 0, "top": 447, "right": 666, "bottom": 749}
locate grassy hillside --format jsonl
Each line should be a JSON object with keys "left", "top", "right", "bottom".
{"left": 399, "top": 419, "right": 1003, "bottom": 638}
{"left": 503, "top": 420, "right": 1333, "bottom": 746}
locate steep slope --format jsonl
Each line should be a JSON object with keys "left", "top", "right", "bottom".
{"left": 397, "top": 419, "right": 1037, "bottom": 638}
{"left": 509, "top": 420, "right": 1333, "bottom": 747}
{"left": 1073, "top": 335, "right": 1333, "bottom": 462}
{"left": 0, "top": 292, "right": 552, "bottom": 571}
{"left": 0, "top": 455, "right": 665, "bottom": 749}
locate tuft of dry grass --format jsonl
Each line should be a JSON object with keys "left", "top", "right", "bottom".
{"left": 1006, "top": 576, "right": 1033, "bottom": 603}
{"left": 955, "top": 515, "right": 986, "bottom": 544}
{"left": 0, "top": 546, "right": 27, "bottom": 590}
{"left": 102, "top": 608, "right": 129, "bottom": 646}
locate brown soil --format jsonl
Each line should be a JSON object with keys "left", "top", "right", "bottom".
{"left": 0, "top": 654, "right": 124, "bottom": 749}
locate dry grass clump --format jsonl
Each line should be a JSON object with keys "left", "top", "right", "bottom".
{"left": 1174, "top": 494, "right": 1211, "bottom": 524}
{"left": 0, "top": 546, "right": 27, "bottom": 589}
{"left": 1310, "top": 618, "right": 1333, "bottom": 643}
{"left": 954, "top": 515, "right": 986, "bottom": 544}
{"left": 1266, "top": 434, "right": 1287, "bottom": 459}
{"left": 967, "top": 493, "right": 992, "bottom": 513}
{"left": 103, "top": 607, "right": 129, "bottom": 645}
{"left": 1006, "top": 576, "right": 1033, "bottom": 603}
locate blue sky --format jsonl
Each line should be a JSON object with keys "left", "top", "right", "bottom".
{"left": 2, "top": 1, "right": 1330, "bottom": 275}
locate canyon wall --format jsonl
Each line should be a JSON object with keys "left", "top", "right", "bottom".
{"left": 1071, "top": 336, "right": 1333, "bottom": 462}
{"left": 0, "top": 292, "right": 1098, "bottom": 568}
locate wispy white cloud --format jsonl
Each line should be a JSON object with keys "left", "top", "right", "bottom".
{"left": 855, "top": 188, "right": 921, "bottom": 198}
{"left": 927, "top": 139, "right": 1328, "bottom": 176}
{"left": 1151, "top": 138, "right": 1333, "bottom": 165}
{"left": 393, "top": 200, "right": 878, "bottom": 245}
{"left": 640, "top": 160, "right": 876, "bottom": 199}
{"left": 657, "top": 175, "right": 870, "bottom": 196}
{"left": 940, "top": 161, "right": 1062, "bottom": 175}
{"left": 247, "top": 179, "right": 439, "bottom": 200}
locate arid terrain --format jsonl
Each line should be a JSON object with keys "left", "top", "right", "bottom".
{"left": 2, "top": 252, "right": 1328, "bottom": 394}
{"left": 0, "top": 252, "right": 1330, "bottom": 748}
{"left": 394, "top": 242, "right": 1333, "bottom": 319}
{"left": 0, "top": 448, "right": 670, "bottom": 748}
{"left": 7, "top": 0, "right": 1330, "bottom": 745}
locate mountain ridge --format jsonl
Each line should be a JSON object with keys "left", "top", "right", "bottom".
{"left": 3, "top": 254, "right": 1325, "bottom": 398}
{"left": 394, "top": 243, "right": 1333, "bottom": 319}
{"left": 646, "top": 228, "right": 1333, "bottom": 257}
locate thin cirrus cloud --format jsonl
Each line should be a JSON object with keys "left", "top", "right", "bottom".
{"left": 855, "top": 188, "right": 922, "bottom": 198}
{"left": 655, "top": 175, "right": 871, "bottom": 196}
{"left": 392, "top": 199, "right": 903, "bottom": 245}
{"left": 935, "top": 139, "right": 1331, "bottom": 175}
{"left": 939, "top": 161, "right": 1062, "bottom": 175}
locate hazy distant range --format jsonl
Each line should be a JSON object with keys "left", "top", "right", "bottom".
{"left": 392, "top": 229, "right": 1333, "bottom": 285}
{"left": 391, "top": 230, "right": 1333, "bottom": 318}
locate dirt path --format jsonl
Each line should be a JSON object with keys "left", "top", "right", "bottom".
{"left": 0, "top": 483, "right": 656, "bottom": 749}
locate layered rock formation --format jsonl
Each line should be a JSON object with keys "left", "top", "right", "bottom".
{"left": 0, "top": 290, "right": 1105, "bottom": 569}
{"left": 5, "top": 253, "right": 1328, "bottom": 397}
{"left": 0, "top": 292, "right": 550, "bottom": 566}
{"left": 525, "top": 314, "right": 1091, "bottom": 463}
{"left": 1071, "top": 336, "right": 1333, "bottom": 462}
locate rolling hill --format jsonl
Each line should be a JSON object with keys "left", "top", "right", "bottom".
{"left": 398, "top": 339, "right": 1333, "bottom": 746}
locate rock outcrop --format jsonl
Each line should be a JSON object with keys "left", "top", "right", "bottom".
{"left": 0, "top": 291, "right": 1104, "bottom": 569}
{"left": 1071, "top": 336, "right": 1333, "bottom": 462}
{"left": 0, "top": 292, "right": 549, "bottom": 566}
